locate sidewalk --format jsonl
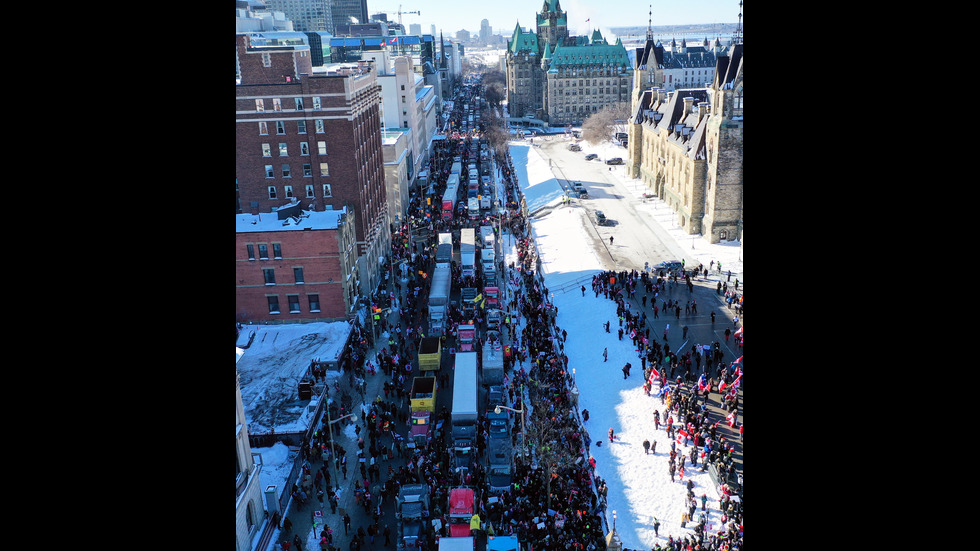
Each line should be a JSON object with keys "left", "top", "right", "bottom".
{"left": 268, "top": 278, "right": 411, "bottom": 551}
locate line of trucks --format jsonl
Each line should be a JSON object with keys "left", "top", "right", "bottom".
{"left": 400, "top": 79, "right": 519, "bottom": 551}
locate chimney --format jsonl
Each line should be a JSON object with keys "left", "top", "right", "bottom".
{"left": 697, "top": 101, "right": 710, "bottom": 124}
{"left": 683, "top": 96, "right": 694, "bottom": 118}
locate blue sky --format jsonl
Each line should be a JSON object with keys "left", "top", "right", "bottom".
{"left": 372, "top": 0, "right": 741, "bottom": 37}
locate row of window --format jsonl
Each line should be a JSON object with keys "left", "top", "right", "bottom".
{"left": 264, "top": 162, "right": 330, "bottom": 178}
{"left": 262, "top": 141, "right": 327, "bottom": 157}
{"left": 246, "top": 243, "right": 282, "bottom": 260}
{"left": 265, "top": 183, "right": 332, "bottom": 200}
{"left": 259, "top": 266, "right": 305, "bottom": 284}
{"left": 267, "top": 294, "right": 321, "bottom": 314}
{"left": 258, "top": 119, "right": 326, "bottom": 135}
{"left": 255, "top": 96, "right": 322, "bottom": 112}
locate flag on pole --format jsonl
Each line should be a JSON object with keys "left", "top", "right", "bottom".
{"left": 697, "top": 373, "right": 707, "bottom": 393}
{"left": 731, "top": 373, "right": 742, "bottom": 390}
{"left": 585, "top": 18, "right": 590, "bottom": 22}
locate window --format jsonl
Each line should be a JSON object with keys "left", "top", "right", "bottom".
{"left": 305, "top": 184, "right": 315, "bottom": 198}
{"left": 272, "top": 98, "right": 282, "bottom": 111}
{"left": 268, "top": 186, "right": 277, "bottom": 199}
{"left": 319, "top": 162, "right": 329, "bottom": 176}
{"left": 267, "top": 295, "right": 280, "bottom": 314}
{"left": 262, "top": 143, "right": 271, "bottom": 157}
{"left": 282, "top": 164, "right": 291, "bottom": 178}
{"left": 308, "top": 294, "right": 321, "bottom": 312}
{"left": 263, "top": 268, "right": 275, "bottom": 285}
{"left": 297, "top": 120, "right": 307, "bottom": 134}
{"left": 288, "top": 294, "right": 301, "bottom": 313}
{"left": 300, "top": 142, "right": 309, "bottom": 155}
{"left": 258, "top": 121, "right": 268, "bottom": 135}
{"left": 322, "top": 184, "right": 332, "bottom": 197}
{"left": 294, "top": 267, "right": 305, "bottom": 284}
{"left": 255, "top": 99, "right": 265, "bottom": 112}
{"left": 261, "top": 52, "right": 271, "bottom": 67}
{"left": 315, "top": 119, "right": 324, "bottom": 133}
{"left": 272, "top": 243, "right": 282, "bottom": 259}
{"left": 265, "top": 165, "right": 274, "bottom": 178}
{"left": 276, "top": 121, "right": 285, "bottom": 134}
{"left": 317, "top": 141, "right": 327, "bottom": 155}
{"left": 312, "top": 97, "right": 321, "bottom": 110}
{"left": 284, "top": 185, "right": 293, "bottom": 197}
{"left": 246, "top": 244, "right": 255, "bottom": 260}
{"left": 295, "top": 97, "right": 304, "bottom": 110}
{"left": 258, "top": 244, "right": 269, "bottom": 259}
{"left": 279, "top": 143, "right": 288, "bottom": 156}
{"left": 303, "top": 163, "right": 312, "bottom": 177}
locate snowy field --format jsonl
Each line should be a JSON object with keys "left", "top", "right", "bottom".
{"left": 511, "top": 137, "right": 741, "bottom": 548}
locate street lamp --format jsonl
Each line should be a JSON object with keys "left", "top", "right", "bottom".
{"left": 324, "top": 406, "right": 358, "bottom": 492}
{"left": 493, "top": 404, "right": 525, "bottom": 461}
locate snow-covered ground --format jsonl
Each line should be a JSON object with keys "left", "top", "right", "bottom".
{"left": 507, "top": 136, "right": 741, "bottom": 548}
{"left": 246, "top": 133, "right": 743, "bottom": 550}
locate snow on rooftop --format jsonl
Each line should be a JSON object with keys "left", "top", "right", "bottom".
{"left": 236, "top": 207, "right": 347, "bottom": 233}
{"left": 236, "top": 321, "right": 353, "bottom": 434}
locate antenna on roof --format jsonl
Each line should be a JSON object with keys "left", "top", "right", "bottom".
{"left": 647, "top": 5, "right": 653, "bottom": 41}
{"left": 733, "top": 0, "right": 743, "bottom": 45}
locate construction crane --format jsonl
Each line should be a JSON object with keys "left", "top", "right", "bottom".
{"left": 395, "top": 5, "right": 420, "bottom": 27}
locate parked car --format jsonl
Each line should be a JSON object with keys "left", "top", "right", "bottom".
{"left": 568, "top": 143, "right": 581, "bottom": 151}
{"left": 652, "top": 260, "right": 683, "bottom": 273}
{"left": 605, "top": 157, "right": 624, "bottom": 165}
{"left": 585, "top": 153, "right": 598, "bottom": 161}
{"left": 571, "top": 181, "right": 588, "bottom": 198}
{"left": 594, "top": 210, "right": 609, "bottom": 226}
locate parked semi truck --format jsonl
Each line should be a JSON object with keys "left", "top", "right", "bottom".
{"left": 481, "top": 330, "right": 504, "bottom": 386}
{"left": 436, "top": 232, "right": 453, "bottom": 268}
{"left": 460, "top": 228, "right": 475, "bottom": 278}
{"left": 451, "top": 352, "right": 479, "bottom": 453}
{"left": 428, "top": 265, "right": 451, "bottom": 336}
{"left": 447, "top": 487, "right": 476, "bottom": 537}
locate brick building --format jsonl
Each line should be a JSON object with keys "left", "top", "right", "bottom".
{"left": 236, "top": 33, "right": 391, "bottom": 311}
{"left": 235, "top": 202, "right": 358, "bottom": 323}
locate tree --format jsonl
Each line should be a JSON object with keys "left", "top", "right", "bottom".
{"left": 581, "top": 101, "right": 632, "bottom": 145}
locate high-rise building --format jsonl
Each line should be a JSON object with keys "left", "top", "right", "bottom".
{"left": 262, "top": 0, "right": 332, "bottom": 33}
{"left": 330, "top": 0, "right": 369, "bottom": 33}
{"left": 480, "top": 19, "right": 491, "bottom": 44}
{"left": 409, "top": 23, "right": 422, "bottom": 36}
{"left": 455, "top": 29, "right": 470, "bottom": 43}
{"left": 236, "top": 34, "right": 391, "bottom": 313}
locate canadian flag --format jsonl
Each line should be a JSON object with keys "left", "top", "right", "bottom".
{"left": 726, "top": 412, "right": 736, "bottom": 426}
{"left": 718, "top": 380, "right": 728, "bottom": 392}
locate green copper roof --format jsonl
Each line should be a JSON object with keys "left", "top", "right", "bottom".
{"left": 589, "top": 29, "right": 606, "bottom": 44}
{"left": 547, "top": 41, "right": 631, "bottom": 68}
{"left": 508, "top": 24, "right": 539, "bottom": 54}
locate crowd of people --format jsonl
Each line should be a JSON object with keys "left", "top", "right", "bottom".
{"left": 277, "top": 80, "right": 742, "bottom": 551}
{"left": 586, "top": 268, "right": 744, "bottom": 550}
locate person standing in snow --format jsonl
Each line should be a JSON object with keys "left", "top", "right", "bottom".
{"left": 603, "top": 348, "right": 608, "bottom": 362}
{"left": 582, "top": 409, "right": 590, "bottom": 422}
{"left": 608, "top": 428, "right": 615, "bottom": 442}
{"left": 643, "top": 439, "right": 650, "bottom": 454}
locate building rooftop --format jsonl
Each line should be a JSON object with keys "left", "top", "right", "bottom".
{"left": 236, "top": 205, "right": 347, "bottom": 233}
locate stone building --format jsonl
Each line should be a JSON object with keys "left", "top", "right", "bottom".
{"left": 505, "top": 0, "right": 632, "bottom": 124}
{"left": 236, "top": 363, "right": 266, "bottom": 551}
{"left": 627, "top": 42, "right": 742, "bottom": 244}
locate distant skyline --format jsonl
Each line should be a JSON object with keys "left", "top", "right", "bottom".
{"left": 365, "top": 0, "right": 741, "bottom": 37}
